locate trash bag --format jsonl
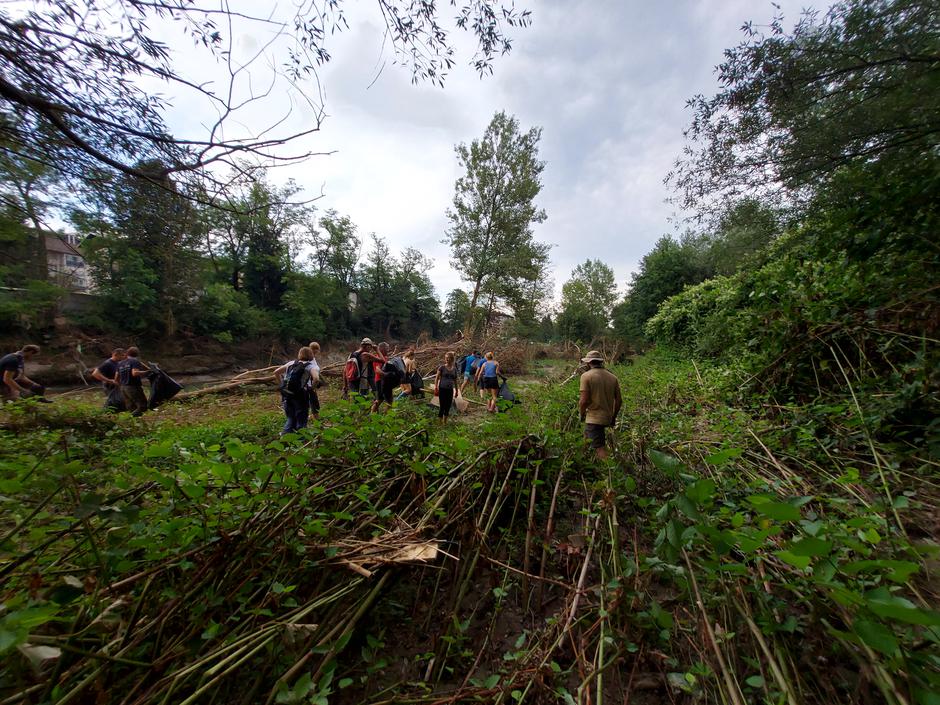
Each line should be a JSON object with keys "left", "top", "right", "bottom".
{"left": 409, "top": 370, "right": 425, "bottom": 399}
{"left": 147, "top": 363, "right": 183, "bottom": 409}
{"left": 105, "top": 386, "right": 126, "bottom": 411}
{"left": 497, "top": 375, "right": 518, "bottom": 404}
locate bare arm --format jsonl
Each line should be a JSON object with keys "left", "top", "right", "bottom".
{"left": 273, "top": 363, "right": 288, "bottom": 384}
{"left": 92, "top": 368, "right": 116, "bottom": 386}
{"left": 433, "top": 369, "right": 441, "bottom": 395}
{"left": 4, "top": 369, "right": 24, "bottom": 395}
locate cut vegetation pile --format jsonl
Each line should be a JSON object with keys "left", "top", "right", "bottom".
{"left": 1, "top": 353, "right": 937, "bottom": 704}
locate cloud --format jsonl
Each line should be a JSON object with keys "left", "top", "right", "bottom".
{"left": 147, "top": 0, "right": 825, "bottom": 303}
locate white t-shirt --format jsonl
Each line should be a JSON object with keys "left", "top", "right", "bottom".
{"left": 278, "top": 359, "right": 319, "bottom": 389}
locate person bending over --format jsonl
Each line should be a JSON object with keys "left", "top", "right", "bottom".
{"left": 92, "top": 348, "right": 126, "bottom": 410}
{"left": 0, "top": 344, "right": 45, "bottom": 402}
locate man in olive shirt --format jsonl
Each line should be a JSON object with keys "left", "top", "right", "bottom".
{"left": 578, "top": 350, "right": 622, "bottom": 460}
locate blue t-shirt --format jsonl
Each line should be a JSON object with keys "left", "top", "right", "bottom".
{"left": 463, "top": 355, "right": 478, "bottom": 375}
{"left": 481, "top": 360, "right": 498, "bottom": 377}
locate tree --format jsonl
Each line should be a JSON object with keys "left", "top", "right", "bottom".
{"left": 557, "top": 259, "right": 617, "bottom": 341}
{"left": 75, "top": 161, "right": 203, "bottom": 335}
{"left": 443, "top": 289, "right": 471, "bottom": 335}
{"left": 669, "top": 0, "right": 940, "bottom": 213}
{"left": 612, "top": 235, "right": 710, "bottom": 343}
{"left": 444, "top": 111, "right": 550, "bottom": 333}
{"left": 0, "top": 1, "right": 532, "bottom": 191}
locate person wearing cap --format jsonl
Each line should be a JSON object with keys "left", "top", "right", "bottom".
{"left": 344, "top": 338, "right": 383, "bottom": 399}
{"left": 578, "top": 350, "right": 622, "bottom": 460}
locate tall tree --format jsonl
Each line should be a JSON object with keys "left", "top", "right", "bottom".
{"left": 557, "top": 259, "right": 618, "bottom": 342}
{"left": 443, "top": 289, "right": 471, "bottom": 334}
{"left": 612, "top": 235, "right": 710, "bottom": 343}
{"left": 75, "top": 161, "right": 203, "bottom": 335}
{"left": 669, "top": 0, "right": 940, "bottom": 214}
{"left": 444, "top": 111, "right": 550, "bottom": 333}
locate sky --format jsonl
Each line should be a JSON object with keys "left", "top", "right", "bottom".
{"left": 152, "top": 0, "right": 823, "bottom": 307}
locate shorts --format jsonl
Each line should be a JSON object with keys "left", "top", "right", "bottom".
{"left": 584, "top": 423, "right": 609, "bottom": 449}
{"left": 481, "top": 376, "right": 499, "bottom": 391}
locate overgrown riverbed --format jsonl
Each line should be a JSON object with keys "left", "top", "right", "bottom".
{"left": 1, "top": 354, "right": 937, "bottom": 704}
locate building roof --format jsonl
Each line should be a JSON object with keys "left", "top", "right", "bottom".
{"left": 44, "top": 234, "right": 83, "bottom": 257}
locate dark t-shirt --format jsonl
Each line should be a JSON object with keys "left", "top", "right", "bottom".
{"left": 0, "top": 352, "right": 24, "bottom": 380}
{"left": 437, "top": 365, "right": 457, "bottom": 390}
{"left": 118, "top": 358, "right": 146, "bottom": 387}
{"left": 97, "top": 358, "right": 118, "bottom": 388}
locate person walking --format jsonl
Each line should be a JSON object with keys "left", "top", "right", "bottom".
{"left": 91, "top": 348, "right": 126, "bottom": 410}
{"left": 578, "top": 351, "right": 622, "bottom": 460}
{"left": 369, "top": 342, "right": 390, "bottom": 412}
{"left": 275, "top": 346, "right": 317, "bottom": 435}
{"left": 475, "top": 351, "right": 501, "bottom": 413}
{"left": 0, "top": 344, "right": 46, "bottom": 402}
{"left": 459, "top": 349, "right": 480, "bottom": 397}
{"left": 343, "top": 338, "right": 382, "bottom": 399}
{"left": 307, "top": 342, "right": 322, "bottom": 419}
{"left": 398, "top": 350, "right": 417, "bottom": 399}
{"left": 117, "top": 346, "right": 150, "bottom": 416}
{"left": 434, "top": 351, "right": 459, "bottom": 424}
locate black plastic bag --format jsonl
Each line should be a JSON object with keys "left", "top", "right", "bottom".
{"left": 147, "top": 364, "right": 183, "bottom": 409}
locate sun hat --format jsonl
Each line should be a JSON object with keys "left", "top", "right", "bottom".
{"left": 360, "top": 337, "right": 374, "bottom": 346}
{"left": 581, "top": 350, "right": 605, "bottom": 363}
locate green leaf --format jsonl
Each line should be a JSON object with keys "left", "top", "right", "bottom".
{"left": 775, "top": 550, "right": 812, "bottom": 569}
{"left": 704, "top": 448, "right": 742, "bottom": 466}
{"left": 788, "top": 537, "right": 832, "bottom": 557}
{"left": 844, "top": 560, "right": 920, "bottom": 583}
{"left": 745, "top": 675, "right": 765, "bottom": 688}
{"left": 852, "top": 619, "right": 898, "bottom": 657}
{"left": 686, "top": 478, "right": 716, "bottom": 504}
{"left": 753, "top": 501, "right": 801, "bottom": 522}
{"left": 483, "top": 674, "right": 500, "bottom": 688}
{"left": 649, "top": 449, "right": 683, "bottom": 477}
{"left": 338, "top": 678, "right": 354, "bottom": 689}
{"left": 865, "top": 589, "right": 940, "bottom": 626}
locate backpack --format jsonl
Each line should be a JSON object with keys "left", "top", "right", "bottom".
{"left": 384, "top": 356, "right": 406, "bottom": 376}
{"left": 344, "top": 353, "right": 361, "bottom": 386}
{"left": 456, "top": 355, "right": 468, "bottom": 375}
{"left": 280, "top": 361, "right": 307, "bottom": 396}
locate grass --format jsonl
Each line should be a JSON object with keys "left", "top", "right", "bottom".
{"left": 0, "top": 353, "right": 937, "bottom": 704}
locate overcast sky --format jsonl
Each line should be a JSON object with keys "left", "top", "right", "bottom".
{"left": 157, "top": 0, "right": 822, "bottom": 307}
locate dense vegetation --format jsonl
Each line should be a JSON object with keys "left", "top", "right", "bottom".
{"left": 1, "top": 353, "right": 936, "bottom": 703}
{"left": 1, "top": 0, "right": 938, "bottom": 702}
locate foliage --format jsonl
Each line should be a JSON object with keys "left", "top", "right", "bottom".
{"left": 556, "top": 259, "right": 617, "bottom": 342}
{"left": 0, "top": 1, "right": 532, "bottom": 187}
{"left": 442, "top": 289, "right": 471, "bottom": 335}
{"left": 649, "top": 158, "right": 940, "bottom": 450}
{"left": 612, "top": 234, "right": 710, "bottom": 343}
{"left": 1, "top": 351, "right": 935, "bottom": 704}
{"left": 444, "top": 111, "right": 550, "bottom": 332}
{"left": 74, "top": 162, "right": 203, "bottom": 336}
{"left": 669, "top": 0, "right": 940, "bottom": 213}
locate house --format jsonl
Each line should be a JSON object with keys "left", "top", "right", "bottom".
{"left": 44, "top": 233, "right": 92, "bottom": 292}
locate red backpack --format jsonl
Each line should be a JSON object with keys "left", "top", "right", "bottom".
{"left": 344, "top": 353, "right": 361, "bottom": 386}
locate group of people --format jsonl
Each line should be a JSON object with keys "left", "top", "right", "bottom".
{"left": 90, "top": 347, "right": 151, "bottom": 416}
{"left": 5, "top": 340, "right": 624, "bottom": 458}
{"left": 275, "top": 338, "right": 512, "bottom": 434}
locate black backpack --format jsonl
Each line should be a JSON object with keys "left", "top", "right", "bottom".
{"left": 280, "top": 361, "right": 306, "bottom": 396}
